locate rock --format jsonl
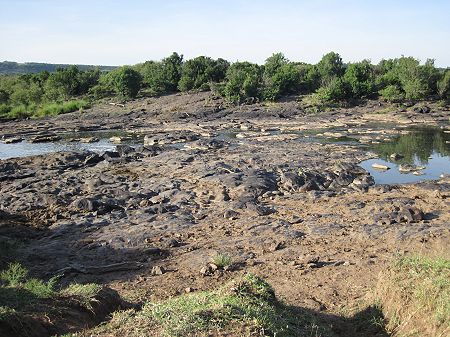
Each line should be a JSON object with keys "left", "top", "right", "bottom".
{"left": 200, "top": 264, "right": 216, "bottom": 276}
{"left": 29, "top": 134, "right": 61, "bottom": 143}
{"left": 2, "top": 137, "right": 23, "bottom": 144}
{"left": 399, "top": 164, "right": 426, "bottom": 173}
{"left": 372, "top": 163, "right": 390, "bottom": 170}
{"left": 223, "top": 209, "right": 240, "bottom": 220}
{"left": 185, "top": 287, "right": 194, "bottom": 293}
{"left": 116, "top": 144, "right": 135, "bottom": 157}
{"left": 269, "top": 241, "right": 284, "bottom": 252}
{"left": 246, "top": 202, "right": 274, "bottom": 216}
{"left": 151, "top": 265, "right": 165, "bottom": 275}
{"left": 110, "top": 136, "right": 131, "bottom": 143}
{"left": 390, "top": 153, "right": 404, "bottom": 160}
{"left": 397, "top": 207, "right": 424, "bottom": 223}
{"left": 72, "top": 198, "right": 98, "bottom": 211}
{"left": 412, "top": 106, "right": 431, "bottom": 114}
{"left": 80, "top": 137, "right": 99, "bottom": 143}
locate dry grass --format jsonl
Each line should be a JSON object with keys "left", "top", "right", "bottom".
{"left": 375, "top": 255, "right": 450, "bottom": 337}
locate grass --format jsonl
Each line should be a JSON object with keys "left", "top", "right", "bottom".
{"left": 0, "top": 262, "right": 102, "bottom": 323}
{"left": 85, "top": 273, "right": 334, "bottom": 337}
{"left": 375, "top": 254, "right": 450, "bottom": 336}
{"left": 36, "top": 99, "right": 89, "bottom": 117}
{"left": 0, "top": 99, "right": 90, "bottom": 119}
{"left": 211, "top": 252, "right": 232, "bottom": 268}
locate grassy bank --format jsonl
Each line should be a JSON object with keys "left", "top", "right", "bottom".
{"left": 375, "top": 255, "right": 450, "bottom": 336}
{"left": 0, "top": 99, "right": 89, "bottom": 119}
{"left": 83, "top": 273, "right": 334, "bottom": 337}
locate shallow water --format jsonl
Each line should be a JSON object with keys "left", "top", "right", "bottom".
{"left": 1, "top": 125, "right": 449, "bottom": 185}
{"left": 361, "top": 127, "right": 450, "bottom": 184}
{"left": 0, "top": 131, "right": 140, "bottom": 160}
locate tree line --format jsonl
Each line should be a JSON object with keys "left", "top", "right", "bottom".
{"left": 0, "top": 52, "right": 449, "bottom": 119}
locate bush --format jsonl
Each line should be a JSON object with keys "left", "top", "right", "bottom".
{"left": 379, "top": 85, "right": 404, "bottom": 102}
{"left": 103, "top": 66, "right": 142, "bottom": 98}
{"left": 344, "top": 60, "right": 376, "bottom": 98}
{"left": 139, "top": 52, "right": 183, "bottom": 95}
{"left": 314, "top": 76, "right": 349, "bottom": 102}
{"left": 44, "top": 65, "right": 81, "bottom": 101}
{"left": 178, "top": 56, "right": 229, "bottom": 92}
{"left": 262, "top": 53, "right": 301, "bottom": 100}
{"left": 437, "top": 70, "right": 450, "bottom": 100}
{"left": 317, "top": 52, "right": 344, "bottom": 84}
{"left": 223, "top": 62, "right": 262, "bottom": 103}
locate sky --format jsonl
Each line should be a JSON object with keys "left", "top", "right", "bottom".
{"left": 0, "top": 0, "right": 449, "bottom": 67}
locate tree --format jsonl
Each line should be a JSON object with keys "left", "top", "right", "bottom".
{"left": 44, "top": 66, "right": 80, "bottom": 100}
{"left": 317, "top": 52, "right": 344, "bottom": 84}
{"left": 223, "top": 62, "right": 263, "bottom": 103}
{"left": 437, "top": 70, "right": 450, "bottom": 100}
{"left": 314, "top": 77, "right": 349, "bottom": 102}
{"left": 344, "top": 60, "right": 376, "bottom": 98}
{"left": 261, "top": 53, "right": 302, "bottom": 100}
{"left": 178, "top": 56, "right": 229, "bottom": 92}
{"left": 103, "top": 66, "right": 142, "bottom": 98}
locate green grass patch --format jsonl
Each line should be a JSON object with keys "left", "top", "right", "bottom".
{"left": 88, "top": 273, "right": 334, "bottom": 337}
{"left": 36, "top": 100, "right": 89, "bottom": 117}
{"left": 0, "top": 263, "right": 101, "bottom": 323}
{"left": 211, "top": 252, "right": 232, "bottom": 268}
{"left": 376, "top": 254, "right": 450, "bottom": 336}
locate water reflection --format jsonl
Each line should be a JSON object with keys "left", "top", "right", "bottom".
{"left": 370, "top": 127, "right": 450, "bottom": 165}
{"left": 362, "top": 127, "right": 450, "bottom": 184}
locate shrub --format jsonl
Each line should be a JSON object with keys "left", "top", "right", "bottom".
{"left": 317, "top": 52, "right": 345, "bottom": 84}
{"left": 44, "top": 65, "right": 81, "bottom": 100}
{"left": 102, "top": 66, "right": 142, "bottom": 98}
{"left": 437, "top": 70, "right": 450, "bottom": 100}
{"left": 139, "top": 52, "right": 183, "bottom": 95}
{"left": 211, "top": 253, "right": 232, "bottom": 268}
{"left": 344, "top": 60, "right": 376, "bottom": 98}
{"left": 262, "top": 53, "right": 301, "bottom": 100}
{"left": 178, "top": 56, "right": 229, "bottom": 92}
{"left": 379, "top": 85, "right": 404, "bottom": 102}
{"left": 314, "top": 76, "right": 349, "bottom": 102}
{"left": 223, "top": 61, "right": 263, "bottom": 103}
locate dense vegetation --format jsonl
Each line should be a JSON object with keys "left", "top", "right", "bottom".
{"left": 0, "top": 61, "right": 116, "bottom": 75}
{"left": 0, "top": 52, "right": 448, "bottom": 120}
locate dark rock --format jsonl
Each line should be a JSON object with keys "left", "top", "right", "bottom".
{"left": 397, "top": 207, "right": 424, "bottom": 223}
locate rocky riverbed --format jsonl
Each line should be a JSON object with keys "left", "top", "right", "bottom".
{"left": 1, "top": 92, "right": 449, "bottom": 336}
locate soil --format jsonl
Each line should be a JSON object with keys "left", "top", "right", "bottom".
{"left": 0, "top": 92, "right": 449, "bottom": 336}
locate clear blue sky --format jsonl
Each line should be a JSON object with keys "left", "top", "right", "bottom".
{"left": 0, "top": 0, "right": 449, "bottom": 67}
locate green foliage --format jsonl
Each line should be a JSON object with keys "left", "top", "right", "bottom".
{"left": 0, "top": 263, "right": 102, "bottom": 324}
{"left": 437, "top": 69, "right": 450, "bottom": 100}
{"left": 103, "top": 66, "right": 142, "bottom": 98}
{"left": 376, "top": 57, "right": 439, "bottom": 101}
{"left": 379, "top": 85, "right": 404, "bottom": 102}
{"left": 92, "top": 273, "right": 332, "bottom": 337}
{"left": 314, "top": 76, "right": 349, "bottom": 102}
{"left": 262, "top": 53, "right": 301, "bottom": 100}
{"left": 211, "top": 253, "right": 232, "bottom": 268}
{"left": 37, "top": 100, "right": 89, "bottom": 117}
{"left": 223, "top": 61, "right": 263, "bottom": 103}
{"left": 0, "top": 263, "right": 28, "bottom": 287}
{"left": 44, "top": 65, "right": 81, "bottom": 100}
{"left": 344, "top": 60, "right": 376, "bottom": 98}
{"left": 178, "top": 56, "right": 229, "bottom": 92}
{"left": 62, "top": 283, "right": 102, "bottom": 310}
{"left": 139, "top": 52, "right": 183, "bottom": 95}
{"left": 317, "top": 52, "right": 344, "bottom": 84}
